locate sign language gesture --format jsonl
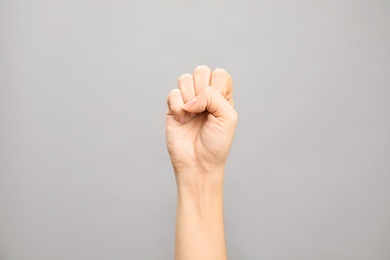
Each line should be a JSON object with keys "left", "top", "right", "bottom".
{"left": 166, "top": 66, "right": 238, "bottom": 176}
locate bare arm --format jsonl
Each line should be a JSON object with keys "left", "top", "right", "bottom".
{"left": 175, "top": 168, "right": 226, "bottom": 260}
{"left": 166, "top": 66, "right": 237, "bottom": 260}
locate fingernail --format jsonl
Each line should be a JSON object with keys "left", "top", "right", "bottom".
{"left": 182, "top": 98, "right": 196, "bottom": 110}
{"left": 188, "top": 112, "right": 197, "bottom": 118}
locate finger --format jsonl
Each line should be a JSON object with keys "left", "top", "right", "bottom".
{"left": 182, "top": 87, "right": 238, "bottom": 125}
{"left": 210, "top": 68, "right": 234, "bottom": 107}
{"left": 167, "top": 89, "right": 187, "bottom": 123}
{"left": 193, "top": 65, "right": 212, "bottom": 96}
{"left": 178, "top": 73, "right": 195, "bottom": 103}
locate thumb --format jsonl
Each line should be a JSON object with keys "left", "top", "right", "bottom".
{"left": 182, "top": 86, "right": 237, "bottom": 122}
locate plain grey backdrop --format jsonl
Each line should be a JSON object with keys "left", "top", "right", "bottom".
{"left": 1, "top": 0, "right": 389, "bottom": 259}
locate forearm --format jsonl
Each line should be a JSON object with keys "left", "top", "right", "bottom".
{"left": 174, "top": 168, "right": 227, "bottom": 260}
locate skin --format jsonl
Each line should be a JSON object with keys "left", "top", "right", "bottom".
{"left": 166, "top": 66, "right": 238, "bottom": 260}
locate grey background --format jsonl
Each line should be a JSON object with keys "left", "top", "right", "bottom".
{"left": 1, "top": 0, "right": 389, "bottom": 259}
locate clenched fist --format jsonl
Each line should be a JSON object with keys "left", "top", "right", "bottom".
{"left": 166, "top": 65, "right": 238, "bottom": 178}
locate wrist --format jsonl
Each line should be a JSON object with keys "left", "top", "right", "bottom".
{"left": 175, "top": 166, "right": 225, "bottom": 216}
{"left": 175, "top": 165, "right": 225, "bottom": 192}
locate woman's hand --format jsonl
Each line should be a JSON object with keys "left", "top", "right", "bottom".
{"left": 166, "top": 66, "right": 238, "bottom": 178}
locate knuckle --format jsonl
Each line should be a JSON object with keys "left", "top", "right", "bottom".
{"left": 194, "top": 65, "right": 211, "bottom": 74}
{"left": 178, "top": 73, "right": 192, "bottom": 83}
{"left": 213, "top": 68, "right": 232, "bottom": 80}
{"left": 213, "top": 68, "right": 228, "bottom": 76}
{"left": 169, "top": 88, "right": 180, "bottom": 97}
{"left": 167, "top": 89, "right": 180, "bottom": 104}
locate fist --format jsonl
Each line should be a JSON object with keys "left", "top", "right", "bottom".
{"left": 166, "top": 66, "right": 238, "bottom": 176}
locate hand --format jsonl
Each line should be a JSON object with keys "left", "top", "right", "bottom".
{"left": 166, "top": 66, "right": 238, "bottom": 177}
